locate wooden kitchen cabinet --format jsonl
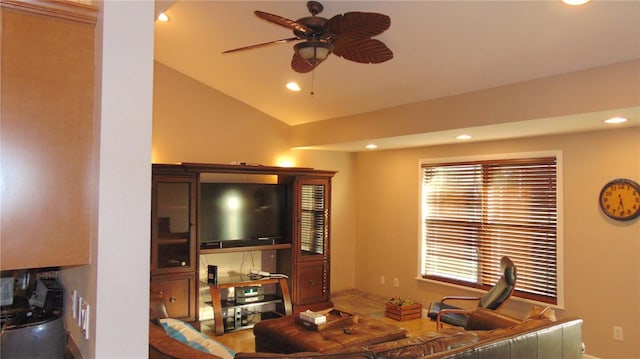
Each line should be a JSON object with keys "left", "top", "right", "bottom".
{"left": 0, "top": 0, "right": 98, "bottom": 270}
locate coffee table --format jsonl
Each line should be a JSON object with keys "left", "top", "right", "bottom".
{"left": 253, "top": 311, "right": 408, "bottom": 353}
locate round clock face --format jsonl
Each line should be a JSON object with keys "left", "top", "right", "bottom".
{"left": 599, "top": 179, "right": 640, "bottom": 221}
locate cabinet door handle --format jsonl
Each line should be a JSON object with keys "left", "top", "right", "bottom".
{"left": 169, "top": 297, "right": 177, "bottom": 303}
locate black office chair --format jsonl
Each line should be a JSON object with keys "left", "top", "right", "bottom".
{"left": 427, "top": 256, "right": 517, "bottom": 329}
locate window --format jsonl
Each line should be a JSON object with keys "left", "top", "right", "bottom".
{"left": 420, "top": 154, "right": 560, "bottom": 305}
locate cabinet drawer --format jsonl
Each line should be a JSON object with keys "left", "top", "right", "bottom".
{"left": 296, "top": 261, "right": 328, "bottom": 305}
{"left": 151, "top": 273, "right": 196, "bottom": 321}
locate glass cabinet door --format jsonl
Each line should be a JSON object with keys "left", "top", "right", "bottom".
{"left": 152, "top": 176, "right": 196, "bottom": 273}
{"left": 298, "top": 179, "right": 329, "bottom": 257}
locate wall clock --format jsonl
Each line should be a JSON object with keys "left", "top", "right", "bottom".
{"left": 598, "top": 178, "right": 640, "bottom": 221}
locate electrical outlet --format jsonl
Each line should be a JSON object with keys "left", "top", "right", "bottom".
{"left": 393, "top": 278, "right": 399, "bottom": 288}
{"left": 613, "top": 326, "right": 623, "bottom": 341}
{"left": 380, "top": 276, "right": 385, "bottom": 285}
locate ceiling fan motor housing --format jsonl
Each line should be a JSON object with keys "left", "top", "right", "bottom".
{"left": 294, "top": 16, "right": 329, "bottom": 38}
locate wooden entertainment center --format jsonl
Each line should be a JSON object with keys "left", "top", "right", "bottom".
{"left": 150, "top": 163, "right": 336, "bottom": 333}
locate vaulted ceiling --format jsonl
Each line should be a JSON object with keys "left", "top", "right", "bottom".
{"left": 154, "top": 1, "right": 639, "bottom": 150}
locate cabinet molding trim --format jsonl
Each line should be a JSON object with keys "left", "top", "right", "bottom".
{"left": 1, "top": 0, "right": 98, "bottom": 24}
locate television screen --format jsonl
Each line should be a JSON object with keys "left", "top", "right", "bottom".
{"left": 200, "top": 183, "right": 286, "bottom": 247}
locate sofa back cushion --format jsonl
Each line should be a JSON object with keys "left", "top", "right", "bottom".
{"left": 365, "top": 331, "right": 479, "bottom": 359}
{"left": 427, "top": 317, "right": 583, "bottom": 359}
{"left": 235, "top": 346, "right": 375, "bottom": 359}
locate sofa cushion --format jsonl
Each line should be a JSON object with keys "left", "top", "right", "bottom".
{"left": 159, "top": 318, "right": 235, "bottom": 359}
{"left": 365, "top": 331, "right": 479, "bottom": 359}
{"left": 235, "top": 346, "right": 375, "bottom": 359}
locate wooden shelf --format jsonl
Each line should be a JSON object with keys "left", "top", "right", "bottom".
{"left": 158, "top": 238, "right": 189, "bottom": 245}
{"left": 200, "top": 243, "right": 291, "bottom": 254}
{"left": 220, "top": 294, "right": 283, "bottom": 309}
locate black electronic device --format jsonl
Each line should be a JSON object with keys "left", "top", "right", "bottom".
{"left": 200, "top": 183, "right": 287, "bottom": 248}
{"left": 207, "top": 265, "right": 218, "bottom": 284}
{"left": 235, "top": 286, "right": 265, "bottom": 303}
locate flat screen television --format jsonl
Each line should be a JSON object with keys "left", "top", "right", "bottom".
{"left": 200, "top": 183, "right": 287, "bottom": 249}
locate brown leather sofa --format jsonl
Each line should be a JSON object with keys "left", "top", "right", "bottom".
{"left": 150, "top": 290, "right": 583, "bottom": 359}
{"left": 236, "top": 309, "right": 584, "bottom": 359}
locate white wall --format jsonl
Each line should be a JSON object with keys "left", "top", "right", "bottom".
{"left": 61, "top": 2, "right": 155, "bottom": 357}
{"left": 93, "top": 1, "right": 154, "bottom": 357}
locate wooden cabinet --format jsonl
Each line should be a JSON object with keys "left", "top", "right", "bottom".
{"left": 151, "top": 272, "right": 197, "bottom": 321}
{"left": 296, "top": 261, "right": 329, "bottom": 305}
{"left": 292, "top": 177, "right": 332, "bottom": 311}
{"left": 151, "top": 166, "right": 198, "bottom": 322}
{"left": 0, "top": 0, "right": 98, "bottom": 270}
{"left": 150, "top": 163, "right": 335, "bottom": 327}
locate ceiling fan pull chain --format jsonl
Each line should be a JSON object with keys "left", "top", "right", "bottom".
{"left": 310, "top": 70, "right": 315, "bottom": 96}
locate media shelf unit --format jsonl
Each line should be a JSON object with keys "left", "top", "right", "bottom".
{"left": 208, "top": 277, "right": 292, "bottom": 335}
{"left": 150, "top": 162, "right": 336, "bottom": 331}
{"left": 200, "top": 243, "right": 291, "bottom": 255}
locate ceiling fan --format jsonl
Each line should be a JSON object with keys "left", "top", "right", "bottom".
{"left": 223, "top": 1, "right": 393, "bottom": 73}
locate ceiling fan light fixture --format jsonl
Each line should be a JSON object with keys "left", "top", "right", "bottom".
{"left": 295, "top": 41, "right": 333, "bottom": 65}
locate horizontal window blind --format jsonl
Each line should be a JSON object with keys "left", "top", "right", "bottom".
{"left": 300, "top": 184, "right": 325, "bottom": 255}
{"left": 422, "top": 157, "right": 558, "bottom": 304}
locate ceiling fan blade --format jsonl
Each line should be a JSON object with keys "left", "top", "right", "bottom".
{"left": 325, "top": 12, "right": 391, "bottom": 40}
{"left": 291, "top": 52, "right": 320, "bottom": 73}
{"left": 332, "top": 38, "right": 393, "bottom": 64}
{"left": 255, "top": 10, "right": 314, "bottom": 36}
{"left": 223, "top": 37, "right": 299, "bottom": 54}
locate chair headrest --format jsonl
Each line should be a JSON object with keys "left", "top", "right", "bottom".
{"left": 500, "top": 256, "right": 516, "bottom": 285}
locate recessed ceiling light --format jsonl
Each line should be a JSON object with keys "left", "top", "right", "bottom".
{"left": 365, "top": 144, "right": 378, "bottom": 150}
{"left": 157, "top": 13, "right": 170, "bottom": 22}
{"left": 286, "top": 82, "right": 301, "bottom": 91}
{"left": 456, "top": 134, "right": 472, "bottom": 140}
{"left": 604, "top": 117, "right": 628, "bottom": 124}
{"left": 562, "top": 0, "right": 590, "bottom": 5}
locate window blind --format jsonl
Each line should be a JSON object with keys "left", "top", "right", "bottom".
{"left": 300, "top": 184, "right": 325, "bottom": 254}
{"left": 422, "top": 157, "right": 558, "bottom": 304}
